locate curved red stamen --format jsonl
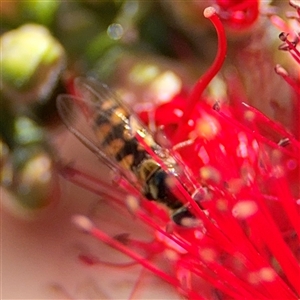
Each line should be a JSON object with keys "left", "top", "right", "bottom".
{"left": 174, "top": 7, "right": 227, "bottom": 143}
{"left": 275, "top": 64, "right": 300, "bottom": 96}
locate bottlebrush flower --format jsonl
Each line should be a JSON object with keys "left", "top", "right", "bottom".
{"left": 215, "top": 0, "right": 260, "bottom": 30}
{"left": 58, "top": 6, "right": 299, "bottom": 300}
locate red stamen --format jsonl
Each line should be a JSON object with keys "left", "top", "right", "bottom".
{"left": 72, "top": 215, "right": 203, "bottom": 299}
{"left": 174, "top": 7, "right": 227, "bottom": 143}
{"left": 275, "top": 64, "right": 300, "bottom": 96}
{"left": 278, "top": 33, "right": 300, "bottom": 64}
{"left": 270, "top": 15, "right": 291, "bottom": 33}
{"left": 247, "top": 209, "right": 300, "bottom": 297}
{"left": 127, "top": 268, "right": 147, "bottom": 300}
{"left": 78, "top": 253, "right": 140, "bottom": 268}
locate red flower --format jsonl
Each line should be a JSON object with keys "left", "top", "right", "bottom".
{"left": 61, "top": 5, "right": 299, "bottom": 300}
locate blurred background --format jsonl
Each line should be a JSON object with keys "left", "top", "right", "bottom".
{"left": 1, "top": 1, "right": 299, "bottom": 299}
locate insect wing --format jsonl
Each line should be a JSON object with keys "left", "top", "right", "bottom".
{"left": 56, "top": 77, "right": 150, "bottom": 185}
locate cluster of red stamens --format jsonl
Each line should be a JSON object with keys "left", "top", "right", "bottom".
{"left": 270, "top": 0, "right": 300, "bottom": 99}
{"left": 64, "top": 5, "right": 300, "bottom": 300}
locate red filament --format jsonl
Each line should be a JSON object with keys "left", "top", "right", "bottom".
{"left": 174, "top": 7, "right": 227, "bottom": 143}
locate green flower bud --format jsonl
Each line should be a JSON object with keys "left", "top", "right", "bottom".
{"left": 1, "top": 24, "right": 66, "bottom": 104}
{"left": 0, "top": 117, "right": 59, "bottom": 219}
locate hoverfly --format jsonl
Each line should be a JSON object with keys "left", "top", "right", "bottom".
{"left": 57, "top": 77, "right": 202, "bottom": 226}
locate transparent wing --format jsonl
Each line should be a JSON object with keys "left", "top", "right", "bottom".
{"left": 56, "top": 77, "right": 153, "bottom": 185}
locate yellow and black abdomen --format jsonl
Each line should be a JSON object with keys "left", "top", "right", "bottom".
{"left": 91, "top": 100, "right": 182, "bottom": 210}
{"left": 92, "top": 102, "right": 149, "bottom": 174}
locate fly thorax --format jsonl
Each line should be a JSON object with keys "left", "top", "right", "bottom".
{"left": 144, "top": 168, "right": 182, "bottom": 209}
{"left": 137, "top": 159, "right": 160, "bottom": 182}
